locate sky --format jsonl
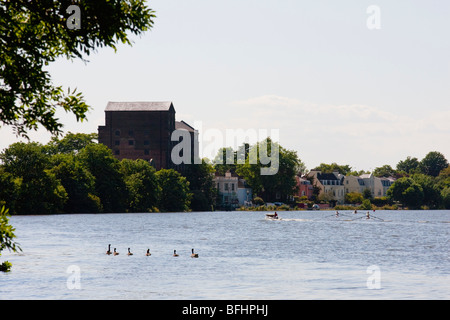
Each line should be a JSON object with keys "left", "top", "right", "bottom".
{"left": 1, "top": 0, "right": 449, "bottom": 172}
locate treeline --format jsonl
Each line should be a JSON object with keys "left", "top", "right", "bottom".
{"left": 1, "top": 132, "right": 449, "bottom": 214}
{"left": 0, "top": 133, "right": 212, "bottom": 214}
{"left": 0, "top": 133, "right": 304, "bottom": 214}
{"left": 386, "top": 169, "right": 450, "bottom": 209}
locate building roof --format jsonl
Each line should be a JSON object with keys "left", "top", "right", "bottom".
{"left": 317, "top": 172, "right": 340, "bottom": 181}
{"left": 175, "top": 120, "right": 196, "bottom": 132}
{"left": 105, "top": 101, "right": 174, "bottom": 112}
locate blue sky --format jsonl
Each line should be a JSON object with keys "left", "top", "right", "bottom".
{"left": 1, "top": 0, "right": 449, "bottom": 171}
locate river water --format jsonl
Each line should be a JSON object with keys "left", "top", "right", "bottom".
{"left": 1, "top": 210, "right": 449, "bottom": 299}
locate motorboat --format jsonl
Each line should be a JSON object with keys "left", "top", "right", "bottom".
{"left": 265, "top": 213, "right": 279, "bottom": 220}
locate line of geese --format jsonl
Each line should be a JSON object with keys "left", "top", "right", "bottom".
{"left": 106, "top": 244, "right": 199, "bottom": 258}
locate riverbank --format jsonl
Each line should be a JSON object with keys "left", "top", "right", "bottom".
{"left": 236, "top": 203, "right": 399, "bottom": 211}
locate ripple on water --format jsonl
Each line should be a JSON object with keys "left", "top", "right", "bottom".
{"left": 2, "top": 210, "right": 450, "bottom": 299}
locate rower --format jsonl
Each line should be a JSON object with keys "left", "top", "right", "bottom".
{"left": 366, "top": 211, "right": 370, "bottom": 219}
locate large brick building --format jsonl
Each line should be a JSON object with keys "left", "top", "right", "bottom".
{"left": 98, "top": 101, "right": 197, "bottom": 170}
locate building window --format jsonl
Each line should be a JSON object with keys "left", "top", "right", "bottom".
{"left": 225, "top": 183, "right": 229, "bottom": 191}
{"left": 231, "top": 184, "right": 235, "bottom": 191}
{"left": 115, "top": 130, "right": 120, "bottom": 136}
{"left": 144, "top": 149, "right": 149, "bottom": 155}
{"left": 114, "top": 140, "right": 120, "bottom": 146}
{"left": 128, "top": 130, "right": 134, "bottom": 137}
{"left": 144, "top": 140, "right": 149, "bottom": 146}
{"left": 114, "top": 150, "right": 120, "bottom": 155}
{"left": 128, "top": 140, "right": 134, "bottom": 146}
{"left": 144, "top": 130, "right": 150, "bottom": 136}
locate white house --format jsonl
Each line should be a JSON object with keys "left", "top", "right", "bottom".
{"left": 214, "top": 171, "right": 252, "bottom": 208}
{"left": 343, "top": 173, "right": 395, "bottom": 198}
{"left": 308, "top": 170, "right": 345, "bottom": 204}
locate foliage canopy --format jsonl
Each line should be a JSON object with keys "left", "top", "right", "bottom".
{"left": 0, "top": 0, "right": 155, "bottom": 136}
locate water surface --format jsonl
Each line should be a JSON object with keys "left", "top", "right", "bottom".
{"left": 1, "top": 210, "right": 449, "bottom": 299}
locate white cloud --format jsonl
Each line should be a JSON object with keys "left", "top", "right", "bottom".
{"left": 231, "top": 94, "right": 398, "bottom": 121}
{"left": 226, "top": 95, "right": 450, "bottom": 170}
{"left": 230, "top": 94, "right": 450, "bottom": 135}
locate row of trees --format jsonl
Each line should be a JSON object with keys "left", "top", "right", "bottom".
{"left": 372, "top": 152, "right": 449, "bottom": 179}
{"left": 387, "top": 170, "right": 450, "bottom": 209}
{"left": 313, "top": 152, "right": 449, "bottom": 178}
{"left": 0, "top": 133, "right": 193, "bottom": 214}
{"left": 0, "top": 134, "right": 305, "bottom": 214}
{"left": 373, "top": 153, "right": 450, "bottom": 209}
{"left": 1, "top": 132, "right": 449, "bottom": 214}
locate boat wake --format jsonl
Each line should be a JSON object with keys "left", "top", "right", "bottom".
{"left": 265, "top": 218, "right": 311, "bottom": 222}
{"left": 280, "top": 218, "right": 311, "bottom": 222}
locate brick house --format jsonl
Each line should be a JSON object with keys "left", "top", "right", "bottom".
{"left": 98, "top": 101, "right": 197, "bottom": 170}
{"left": 295, "top": 175, "right": 314, "bottom": 199}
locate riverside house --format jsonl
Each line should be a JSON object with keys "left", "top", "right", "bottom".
{"left": 306, "top": 171, "right": 396, "bottom": 205}
{"left": 214, "top": 171, "right": 253, "bottom": 209}
{"left": 308, "top": 170, "right": 346, "bottom": 205}
{"left": 295, "top": 176, "right": 314, "bottom": 199}
{"left": 344, "top": 173, "right": 395, "bottom": 198}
